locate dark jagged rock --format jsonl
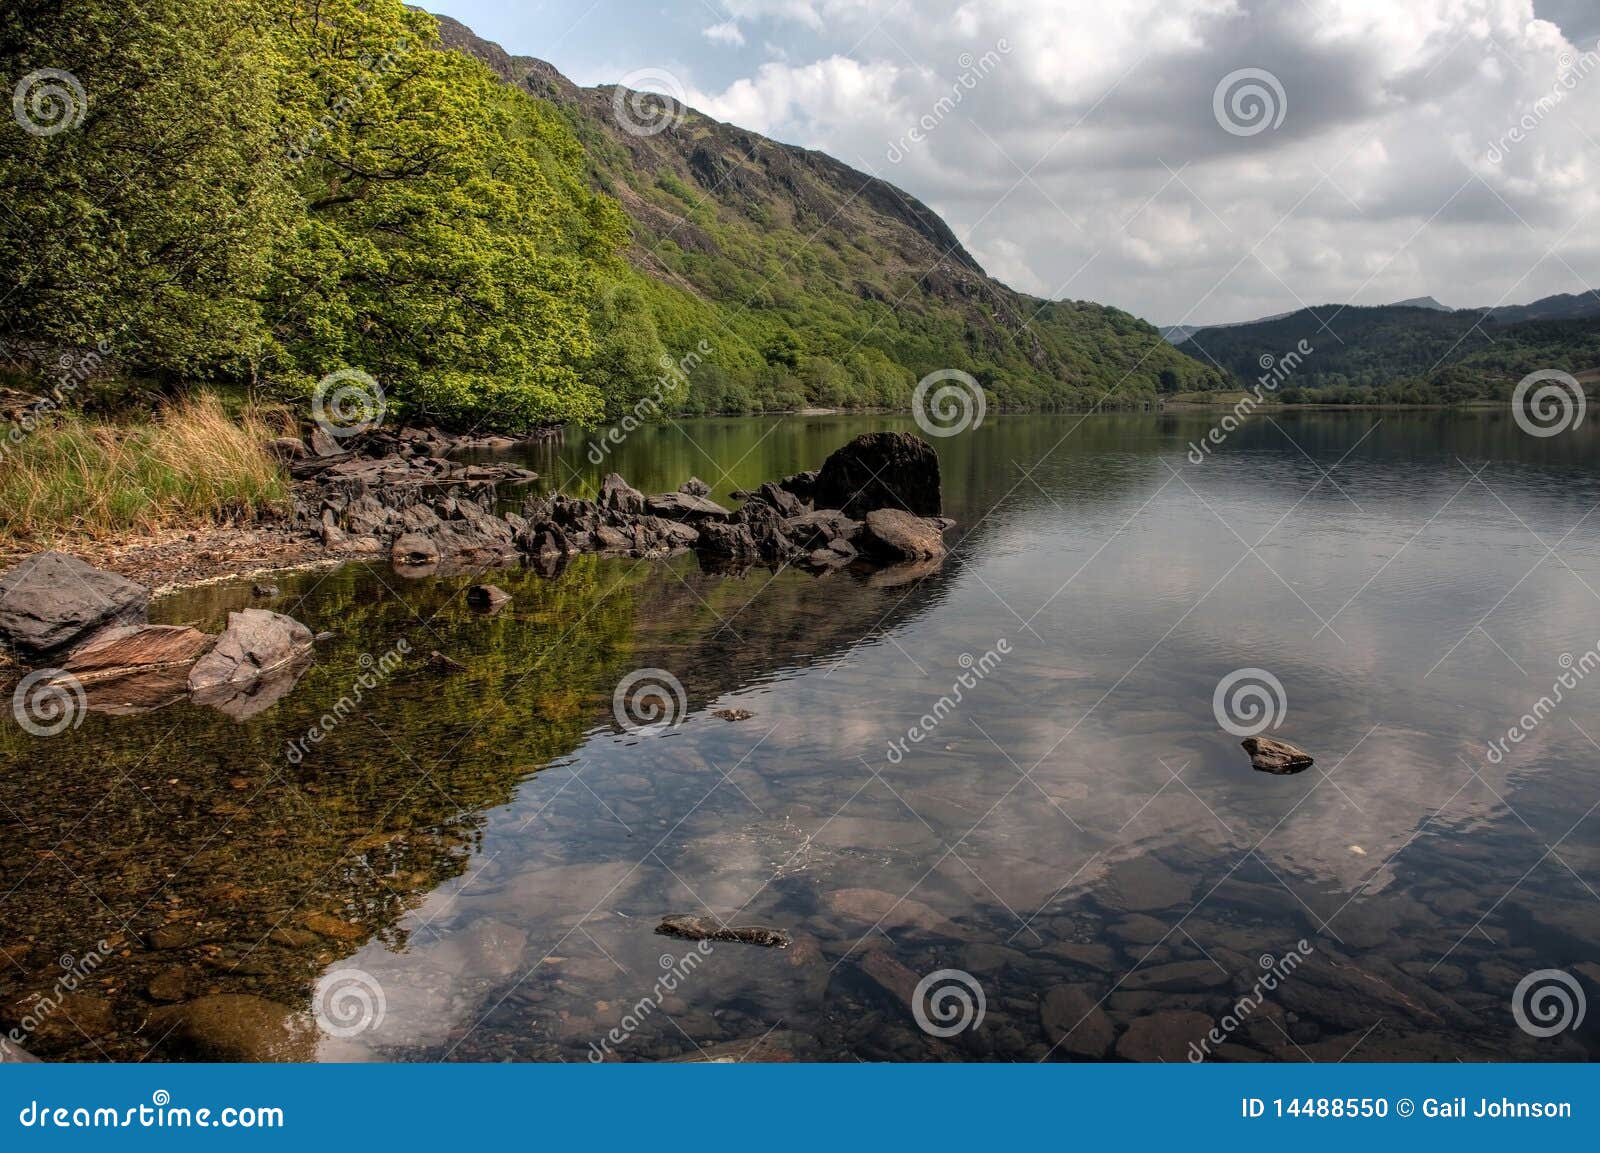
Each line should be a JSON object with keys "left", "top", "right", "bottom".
{"left": 600, "top": 472, "right": 646, "bottom": 514}
{"left": 645, "top": 491, "right": 733, "bottom": 522}
{"left": 814, "top": 432, "right": 941, "bottom": 517}
{"left": 1242, "top": 736, "right": 1315, "bottom": 775}
{"left": 678, "top": 476, "right": 712, "bottom": 497}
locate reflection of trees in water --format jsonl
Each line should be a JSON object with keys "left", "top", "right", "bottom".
{"left": 0, "top": 549, "right": 950, "bottom": 1059}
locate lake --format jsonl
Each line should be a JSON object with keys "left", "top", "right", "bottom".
{"left": 3, "top": 410, "right": 1597, "bottom": 1061}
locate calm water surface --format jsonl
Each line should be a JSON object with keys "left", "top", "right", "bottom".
{"left": 3, "top": 411, "right": 1598, "bottom": 1061}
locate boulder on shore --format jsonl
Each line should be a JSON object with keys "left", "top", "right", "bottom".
{"left": 187, "top": 609, "right": 314, "bottom": 692}
{"left": 0, "top": 551, "right": 149, "bottom": 660}
{"left": 814, "top": 432, "right": 941, "bottom": 518}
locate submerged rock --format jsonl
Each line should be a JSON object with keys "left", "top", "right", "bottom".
{"left": 466, "top": 584, "right": 512, "bottom": 611}
{"left": 147, "top": 994, "right": 316, "bottom": 1062}
{"left": 655, "top": 914, "right": 790, "bottom": 948}
{"left": 0, "top": 551, "right": 149, "bottom": 660}
{"left": 1241, "top": 736, "right": 1314, "bottom": 775}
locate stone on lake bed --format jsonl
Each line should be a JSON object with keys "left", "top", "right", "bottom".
{"left": 1241, "top": 736, "right": 1314, "bottom": 774}
{"left": 655, "top": 914, "right": 790, "bottom": 948}
{"left": 466, "top": 584, "right": 512, "bottom": 610}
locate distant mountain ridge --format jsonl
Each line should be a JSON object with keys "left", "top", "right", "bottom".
{"left": 430, "top": 12, "right": 1226, "bottom": 410}
{"left": 1172, "top": 294, "right": 1600, "bottom": 404}
{"left": 1163, "top": 290, "right": 1600, "bottom": 345}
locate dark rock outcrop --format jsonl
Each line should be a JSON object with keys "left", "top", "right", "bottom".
{"left": 656, "top": 914, "right": 790, "bottom": 948}
{"left": 813, "top": 432, "right": 941, "bottom": 517}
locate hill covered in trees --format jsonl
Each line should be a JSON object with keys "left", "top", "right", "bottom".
{"left": 0, "top": 1, "right": 1222, "bottom": 434}
{"left": 1175, "top": 301, "right": 1600, "bottom": 405}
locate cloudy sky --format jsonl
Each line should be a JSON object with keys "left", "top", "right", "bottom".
{"left": 429, "top": 0, "right": 1600, "bottom": 327}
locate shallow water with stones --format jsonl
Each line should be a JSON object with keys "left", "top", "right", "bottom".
{"left": 2, "top": 410, "right": 1597, "bottom": 1061}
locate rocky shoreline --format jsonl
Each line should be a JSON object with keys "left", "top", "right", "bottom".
{"left": 0, "top": 430, "right": 954, "bottom": 717}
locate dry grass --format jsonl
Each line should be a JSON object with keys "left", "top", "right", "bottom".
{"left": 0, "top": 394, "right": 290, "bottom": 543}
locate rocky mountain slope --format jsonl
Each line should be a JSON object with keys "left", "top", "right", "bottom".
{"left": 432, "top": 13, "right": 1225, "bottom": 411}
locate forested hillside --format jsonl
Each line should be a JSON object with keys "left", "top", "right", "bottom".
{"left": 0, "top": 1, "right": 1222, "bottom": 433}
{"left": 1176, "top": 304, "right": 1600, "bottom": 404}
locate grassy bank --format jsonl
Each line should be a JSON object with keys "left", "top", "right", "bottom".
{"left": 0, "top": 395, "right": 289, "bottom": 546}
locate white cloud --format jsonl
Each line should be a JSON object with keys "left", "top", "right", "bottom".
{"left": 669, "top": 0, "right": 1600, "bottom": 322}
{"left": 702, "top": 20, "right": 746, "bottom": 47}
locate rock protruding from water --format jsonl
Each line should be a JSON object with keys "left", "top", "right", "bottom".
{"left": 63, "top": 624, "right": 213, "bottom": 678}
{"left": 863, "top": 508, "right": 949, "bottom": 560}
{"left": 814, "top": 431, "right": 941, "bottom": 518}
{"left": 188, "top": 609, "right": 314, "bottom": 692}
{"left": 0, "top": 550, "right": 150, "bottom": 659}
{"left": 1242, "top": 736, "right": 1314, "bottom": 775}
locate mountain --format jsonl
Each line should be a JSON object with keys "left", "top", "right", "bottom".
{"left": 1162, "top": 291, "right": 1600, "bottom": 348}
{"left": 1174, "top": 300, "right": 1600, "bottom": 403}
{"left": 431, "top": 14, "right": 1226, "bottom": 411}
